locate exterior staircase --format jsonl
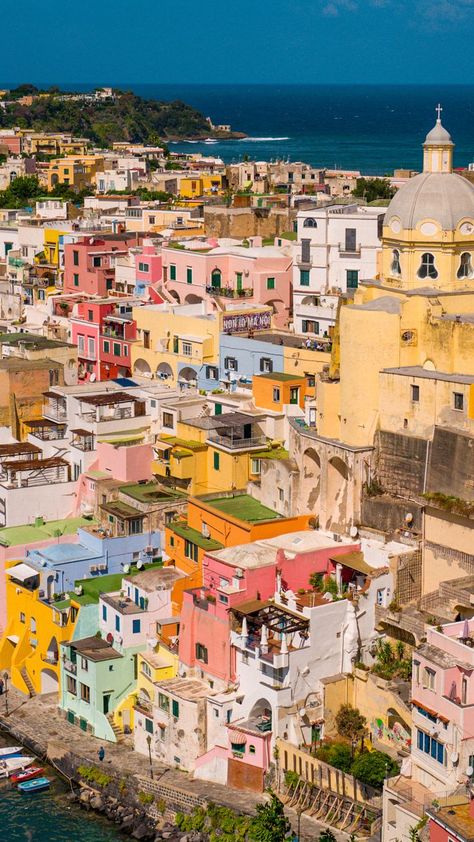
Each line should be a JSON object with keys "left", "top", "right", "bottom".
{"left": 106, "top": 713, "right": 123, "bottom": 743}
{"left": 20, "top": 666, "right": 36, "bottom": 697}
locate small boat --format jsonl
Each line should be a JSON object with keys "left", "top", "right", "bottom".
{"left": 11, "top": 766, "right": 45, "bottom": 784}
{"left": 18, "top": 777, "right": 51, "bottom": 794}
{"left": 0, "top": 746, "right": 23, "bottom": 758}
{"left": 0, "top": 756, "right": 35, "bottom": 778}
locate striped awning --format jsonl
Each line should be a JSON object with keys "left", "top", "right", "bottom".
{"left": 229, "top": 731, "right": 247, "bottom": 745}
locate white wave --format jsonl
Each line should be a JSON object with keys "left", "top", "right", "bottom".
{"left": 239, "top": 136, "right": 290, "bottom": 142}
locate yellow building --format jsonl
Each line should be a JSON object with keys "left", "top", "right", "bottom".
{"left": 113, "top": 636, "right": 179, "bottom": 734}
{"left": 132, "top": 302, "right": 220, "bottom": 385}
{"left": 46, "top": 155, "right": 104, "bottom": 191}
{"left": 42, "top": 225, "right": 69, "bottom": 267}
{"left": 0, "top": 561, "right": 80, "bottom": 696}
{"left": 179, "top": 174, "right": 225, "bottom": 199}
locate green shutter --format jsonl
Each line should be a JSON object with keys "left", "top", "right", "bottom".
{"left": 213, "top": 452, "right": 220, "bottom": 470}
{"left": 187, "top": 267, "right": 192, "bottom": 284}
{"left": 267, "top": 277, "right": 275, "bottom": 290}
{"left": 300, "top": 269, "right": 310, "bottom": 286}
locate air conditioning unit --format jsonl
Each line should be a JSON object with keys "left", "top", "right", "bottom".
{"left": 144, "top": 546, "right": 153, "bottom": 555}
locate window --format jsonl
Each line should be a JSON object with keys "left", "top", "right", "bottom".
{"left": 102, "top": 605, "right": 107, "bottom": 621}
{"left": 196, "top": 643, "right": 208, "bottom": 664}
{"left": 251, "top": 458, "right": 261, "bottom": 475}
{"left": 249, "top": 744, "right": 256, "bottom": 754}
{"left": 300, "top": 269, "right": 310, "bottom": 286}
{"left": 457, "top": 252, "right": 473, "bottom": 280}
{"left": 123, "top": 345, "right": 128, "bottom": 356}
{"left": 87, "top": 337, "right": 95, "bottom": 358}
{"left": 162, "top": 411, "right": 173, "bottom": 429}
{"left": 143, "top": 330, "right": 150, "bottom": 349}
{"left": 266, "top": 277, "right": 275, "bottom": 290}
{"left": 423, "top": 667, "right": 436, "bottom": 690}
{"left": 106, "top": 278, "right": 113, "bottom": 291}
{"left": 169, "top": 264, "right": 176, "bottom": 281}
{"left": 303, "top": 218, "right": 317, "bottom": 228}
{"left": 302, "top": 320, "right": 319, "bottom": 334}
{"left": 236, "top": 272, "right": 243, "bottom": 291}
{"left": 344, "top": 228, "right": 357, "bottom": 251}
{"left": 88, "top": 309, "right": 93, "bottom": 321}
{"left": 172, "top": 699, "right": 179, "bottom": 718}
{"left": 206, "top": 365, "right": 218, "bottom": 380}
{"left": 290, "top": 387, "right": 299, "bottom": 404}
{"left": 215, "top": 403, "right": 222, "bottom": 415}
{"left": 411, "top": 384, "right": 420, "bottom": 402}
{"left": 182, "top": 341, "right": 192, "bottom": 356}
{"left": 225, "top": 357, "right": 238, "bottom": 371}
{"left": 149, "top": 216, "right": 155, "bottom": 225}
{"left": 80, "top": 683, "right": 90, "bottom": 703}
{"left": 219, "top": 594, "right": 229, "bottom": 604}
{"left": 138, "top": 262, "right": 149, "bottom": 272}
{"left": 111, "top": 342, "right": 120, "bottom": 357}
{"left": 103, "top": 340, "right": 110, "bottom": 353}
{"left": 30, "top": 617, "right": 37, "bottom": 633}
{"left": 416, "top": 729, "right": 445, "bottom": 764}
{"left": 93, "top": 256, "right": 101, "bottom": 268}
{"left": 73, "top": 273, "right": 79, "bottom": 287}
{"left": 213, "top": 452, "right": 220, "bottom": 471}
{"left": 346, "top": 269, "right": 359, "bottom": 289}
{"left": 231, "top": 742, "right": 245, "bottom": 755}
{"left": 214, "top": 707, "right": 220, "bottom": 718}
{"left": 145, "top": 718, "right": 153, "bottom": 733}
{"left": 132, "top": 619, "right": 141, "bottom": 634}
{"left": 391, "top": 249, "right": 401, "bottom": 276}
{"left": 414, "top": 660, "right": 420, "bottom": 684}
{"left": 73, "top": 250, "right": 79, "bottom": 266}
{"left": 260, "top": 357, "right": 273, "bottom": 373}
{"left": 185, "top": 540, "right": 199, "bottom": 562}
{"left": 129, "top": 518, "right": 143, "bottom": 535}
{"left": 67, "top": 675, "right": 77, "bottom": 695}
{"left": 20, "top": 612, "right": 25, "bottom": 623}
{"left": 462, "top": 675, "right": 468, "bottom": 705}
{"left": 158, "top": 693, "right": 169, "bottom": 711}
{"left": 159, "top": 726, "right": 166, "bottom": 740}
{"left": 453, "top": 392, "right": 464, "bottom": 411}
{"left": 186, "top": 267, "right": 193, "bottom": 284}
{"left": 278, "top": 487, "right": 284, "bottom": 502}
{"left": 115, "top": 614, "right": 121, "bottom": 632}
{"left": 418, "top": 253, "right": 438, "bottom": 280}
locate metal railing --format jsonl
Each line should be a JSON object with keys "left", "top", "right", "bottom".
{"left": 207, "top": 433, "right": 266, "bottom": 450}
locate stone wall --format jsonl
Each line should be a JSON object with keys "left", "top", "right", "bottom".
{"left": 426, "top": 427, "right": 474, "bottom": 501}
{"left": 375, "top": 431, "right": 428, "bottom": 498}
{"left": 204, "top": 206, "right": 296, "bottom": 239}
{"left": 361, "top": 495, "right": 423, "bottom": 535}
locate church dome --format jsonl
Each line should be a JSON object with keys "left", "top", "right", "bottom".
{"left": 424, "top": 120, "right": 453, "bottom": 146}
{"left": 385, "top": 171, "right": 474, "bottom": 231}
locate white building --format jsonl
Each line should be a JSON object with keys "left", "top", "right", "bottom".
{"left": 292, "top": 204, "right": 383, "bottom": 337}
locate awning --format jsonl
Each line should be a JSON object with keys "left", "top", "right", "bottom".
{"left": 329, "top": 551, "right": 374, "bottom": 575}
{"left": 8, "top": 563, "right": 39, "bottom": 582}
{"left": 229, "top": 731, "right": 247, "bottom": 745}
{"left": 154, "top": 441, "right": 173, "bottom": 452}
{"left": 6, "top": 635, "right": 19, "bottom": 645}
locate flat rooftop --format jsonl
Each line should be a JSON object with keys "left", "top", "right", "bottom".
{"left": 201, "top": 494, "right": 280, "bottom": 523}
{"left": 0, "top": 332, "right": 75, "bottom": 349}
{"left": 155, "top": 675, "right": 212, "bottom": 701}
{"left": 119, "top": 482, "right": 185, "bottom": 505}
{"left": 0, "top": 515, "right": 96, "bottom": 548}
{"left": 382, "top": 365, "right": 474, "bottom": 385}
{"left": 69, "top": 636, "right": 122, "bottom": 662}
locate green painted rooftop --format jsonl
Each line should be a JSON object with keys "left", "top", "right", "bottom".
{"left": 73, "top": 560, "right": 164, "bottom": 605}
{"left": 160, "top": 435, "right": 206, "bottom": 451}
{"left": 120, "top": 482, "right": 185, "bottom": 504}
{"left": 256, "top": 372, "right": 304, "bottom": 382}
{"left": 252, "top": 446, "right": 289, "bottom": 460}
{"left": 203, "top": 494, "right": 281, "bottom": 523}
{"left": 0, "top": 516, "right": 97, "bottom": 548}
{"left": 171, "top": 522, "right": 224, "bottom": 552}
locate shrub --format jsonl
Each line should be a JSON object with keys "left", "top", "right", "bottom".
{"left": 284, "top": 770, "right": 300, "bottom": 789}
{"left": 351, "top": 750, "right": 399, "bottom": 788}
{"left": 138, "top": 791, "right": 154, "bottom": 805}
{"left": 77, "top": 765, "right": 112, "bottom": 787}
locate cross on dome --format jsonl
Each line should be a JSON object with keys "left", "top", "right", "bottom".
{"left": 435, "top": 103, "right": 443, "bottom": 121}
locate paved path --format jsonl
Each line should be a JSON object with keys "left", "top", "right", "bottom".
{"left": 0, "top": 687, "right": 350, "bottom": 841}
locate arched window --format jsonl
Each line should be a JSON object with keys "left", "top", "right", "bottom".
{"left": 457, "top": 252, "right": 474, "bottom": 280}
{"left": 391, "top": 249, "right": 401, "bottom": 276}
{"left": 417, "top": 253, "right": 438, "bottom": 280}
{"left": 303, "top": 218, "right": 317, "bottom": 228}
{"left": 211, "top": 269, "right": 221, "bottom": 289}
{"left": 249, "top": 744, "right": 256, "bottom": 754}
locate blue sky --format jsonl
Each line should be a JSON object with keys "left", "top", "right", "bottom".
{"left": 1, "top": 0, "right": 473, "bottom": 85}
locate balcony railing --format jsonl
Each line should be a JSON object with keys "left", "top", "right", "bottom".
{"left": 206, "top": 286, "right": 253, "bottom": 298}
{"left": 207, "top": 433, "right": 266, "bottom": 450}
{"left": 42, "top": 404, "right": 67, "bottom": 423}
{"left": 338, "top": 242, "right": 361, "bottom": 256}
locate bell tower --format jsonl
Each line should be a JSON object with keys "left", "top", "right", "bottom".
{"left": 423, "top": 104, "right": 454, "bottom": 174}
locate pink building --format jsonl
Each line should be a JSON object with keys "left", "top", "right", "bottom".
{"left": 161, "top": 241, "right": 292, "bottom": 328}
{"left": 178, "top": 532, "right": 359, "bottom": 684}
{"left": 134, "top": 240, "right": 162, "bottom": 293}
{"left": 411, "top": 620, "right": 474, "bottom": 790}
{"left": 64, "top": 233, "right": 142, "bottom": 296}
{"left": 70, "top": 299, "right": 138, "bottom": 381}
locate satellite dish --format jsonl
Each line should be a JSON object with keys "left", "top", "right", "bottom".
{"left": 467, "top": 766, "right": 474, "bottom": 777}
{"left": 136, "top": 560, "right": 144, "bottom": 570}
{"left": 90, "top": 372, "right": 96, "bottom": 383}
{"left": 450, "top": 752, "right": 459, "bottom": 764}
{"left": 74, "top": 585, "right": 83, "bottom": 596}
{"left": 106, "top": 632, "right": 114, "bottom": 644}
{"left": 405, "top": 513, "right": 413, "bottom": 524}
{"left": 123, "top": 564, "right": 130, "bottom": 574}
{"left": 349, "top": 525, "right": 358, "bottom": 538}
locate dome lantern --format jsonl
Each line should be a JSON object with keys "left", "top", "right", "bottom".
{"left": 423, "top": 104, "right": 454, "bottom": 174}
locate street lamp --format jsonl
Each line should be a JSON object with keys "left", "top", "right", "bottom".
{"left": 146, "top": 734, "right": 154, "bottom": 780}
{"left": 3, "top": 672, "right": 8, "bottom": 716}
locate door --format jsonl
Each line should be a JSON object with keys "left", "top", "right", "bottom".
{"left": 236, "top": 273, "right": 243, "bottom": 292}
{"left": 103, "top": 693, "right": 111, "bottom": 715}
{"left": 243, "top": 423, "right": 252, "bottom": 440}
{"left": 345, "top": 228, "right": 357, "bottom": 251}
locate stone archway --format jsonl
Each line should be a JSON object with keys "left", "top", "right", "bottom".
{"left": 302, "top": 447, "right": 321, "bottom": 512}
{"left": 178, "top": 366, "right": 197, "bottom": 387}
{"left": 326, "top": 456, "right": 350, "bottom": 530}
{"left": 185, "top": 294, "right": 204, "bottom": 304}
{"left": 133, "top": 358, "right": 152, "bottom": 377}
{"left": 156, "top": 362, "right": 173, "bottom": 381}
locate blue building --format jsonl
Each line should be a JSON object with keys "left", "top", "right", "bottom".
{"left": 219, "top": 334, "right": 285, "bottom": 390}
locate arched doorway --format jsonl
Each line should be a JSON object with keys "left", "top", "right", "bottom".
{"left": 41, "top": 668, "right": 58, "bottom": 694}
{"left": 210, "top": 269, "right": 222, "bottom": 289}
{"left": 178, "top": 366, "right": 197, "bottom": 388}
{"left": 133, "top": 358, "right": 152, "bottom": 377}
{"left": 156, "top": 362, "right": 173, "bottom": 381}
{"left": 302, "top": 448, "right": 321, "bottom": 511}
{"left": 46, "top": 636, "right": 59, "bottom": 664}
{"left": 326, "top": 456, "right": 349, "bottom": 529}
{"left": 185, "top": 294, "right": 204, "bottom": 304}
{"left": 169, "top": 290, "right": 180, "bottom": 303}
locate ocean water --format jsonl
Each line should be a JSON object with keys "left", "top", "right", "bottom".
{"left": 3, "top": 83, "right": 474, "bottom": 173}
{"left": 0, "top": 737, "right": 124, "bottom": 842}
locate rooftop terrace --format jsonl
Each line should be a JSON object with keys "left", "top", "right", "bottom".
{"left": 120, "top": 482, "right": 185, "bottom": 505}
{"left": 0, "top": 515, "right": 96, "bottom": 548}
{"left": 202, "top": 493, "right": 280, "bottom": 523}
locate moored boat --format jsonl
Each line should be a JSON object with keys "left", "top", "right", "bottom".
{"left": 11, "top": 766, "right": 45, "bottom": 783}
{"left": 0, "top": 756, "right": 35, "bottom": 778}
{"left": 18, "top": 776, "right": 51, "bottom": 794}
{"left": 0, "top": 746, "right": 23, "bottom": 758}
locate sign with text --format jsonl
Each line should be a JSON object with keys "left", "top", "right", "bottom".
{"left": 222, "top": 310, "right": 271, "bottom": 333}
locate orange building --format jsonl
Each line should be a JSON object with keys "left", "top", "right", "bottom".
{"left": 252, "top": 372, "right": 308, "bottom": 412}
{"left": 165, "top": 492, "right": 310, "bottom": 609}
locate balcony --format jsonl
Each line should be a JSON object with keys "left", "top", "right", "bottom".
{"left": 207, "top": 433, "right": 267, "bottom": 451}
{"left": 206, "top": 285, "right": 253, "bottom": 298}
{"left": 77, "top": 347, "right": 97, "bottom": 361}
{"left": 338, "top": 242, "right": 361, "bottom": 256}
{"left": 42, "top": 403, "right": 67, "bottom": 423}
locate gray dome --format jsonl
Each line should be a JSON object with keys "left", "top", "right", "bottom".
{"left": 385, "top": 172, "right": 474, "bottom": 230}
{"left": 424, "top": 119, "right": 453, "bottom": 146}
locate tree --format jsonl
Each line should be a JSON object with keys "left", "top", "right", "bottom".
{"left": 335, "top": 704, "right": 367, "bottom": 755}
{"left": 352, "top": 177, "right": 395, "bottom": 203}
{"left": 249, "top": 791, "right": 291, "bottom": 842}
{"left": 319, "top": 831, "right": 337, "bottom": 842}
{"left": 350, "top": 750, "right": 399, "bottom": 789}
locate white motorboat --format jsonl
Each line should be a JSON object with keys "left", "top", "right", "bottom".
{"left": 0, "top": 756, "right": 35, "bottom": 778}
{"left": 0, "top": 746, "right": 23, "bottom": 758}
